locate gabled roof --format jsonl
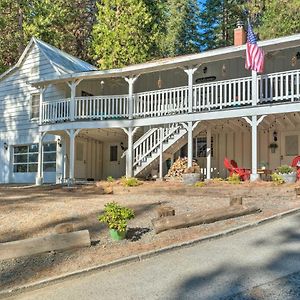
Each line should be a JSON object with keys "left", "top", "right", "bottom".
{"left": 30, "top": 32, "right": 300, "bottom": 86}
{"left": 33, "top": 38, "right": 97, "bottom": 73}
{"left": 0, "top": 37, "right": 97, "bottom": 82}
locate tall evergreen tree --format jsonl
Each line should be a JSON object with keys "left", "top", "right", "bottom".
{"left": 159, "top": 0, "right": 201, "bottom": 57}
{"left": 0, "top": 0, "right": 96, "bottom": 73}
{"left": 91, "top": 0, "right": 159, "bottom": 69}
{"left": 257, "top": 0, "right": 300, "bottom": 39}
{"left": 199, "top": 0, "right": 245, "bottom": 50}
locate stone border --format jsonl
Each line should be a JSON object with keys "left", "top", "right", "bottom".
{"left": 1, "top": 207, "right": 300, "bottom": 299}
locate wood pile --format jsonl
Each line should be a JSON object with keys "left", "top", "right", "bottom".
{"left": 165, "top": 157, "right": 199, "bottom": 179}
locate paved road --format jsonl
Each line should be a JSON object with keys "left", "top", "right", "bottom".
{"left": 10, "top": 213, "right": 300, "bottom": 300}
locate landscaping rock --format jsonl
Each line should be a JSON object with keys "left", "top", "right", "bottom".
{"left": 54, "top": 223, "right": 75, "bottom": 234}
{"left": 156, "top": 206, "right": 175, "bottom": 218}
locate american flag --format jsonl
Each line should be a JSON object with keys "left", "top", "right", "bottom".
{"left": 245, "top": 22, "right": 264, "bottom": 73}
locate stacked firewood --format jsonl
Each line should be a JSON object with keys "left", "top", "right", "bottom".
{"left": 165, "top": 157, "right": 200, "bottom": 179}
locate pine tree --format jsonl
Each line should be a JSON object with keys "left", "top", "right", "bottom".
{"left": 159, "top": 0, "right": 201, "bottom": 57}
{"left": 199, "top": 0, "right": 245, "bottom": 50}
{"left": 0, "top": 0, "right": 96, "bottom": 72}
{"left": 91, "top": 0, "right": 159, "bottom": 69}
{"left": 257, "top": 0, "right": 300, "bottom": 39}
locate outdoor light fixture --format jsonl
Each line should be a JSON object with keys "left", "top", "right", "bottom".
{"left": 57, "top": 138, "right": 62, "bottom": 148}
{"left": 3, "top": 142, "right": 8, "bottom": 150}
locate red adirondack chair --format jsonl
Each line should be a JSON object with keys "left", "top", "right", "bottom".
{"left": 224, "top": 158, "right": 250, "bottom": 181}
{"left": 291, "top": 156, "right": 300, "bottom": 180}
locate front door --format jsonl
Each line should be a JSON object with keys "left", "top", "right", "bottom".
{"left": 76, "top": 141, "right": 86, "bottom": 179}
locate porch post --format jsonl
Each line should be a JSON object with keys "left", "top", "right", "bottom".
{"left": 184, "top": 67, "right": 197, "bottom": 113}
{"left": 187, "top": 121, "right": 193, "bottom": 167}
{"left": 68, "top": 80, "right": 82, "bottom": 121}
{"left": 124, "top": 76, "right": 139, "bottom": 120}
{"left": 36, "top": 132, "right": 46, "bottom": 185}
{"left": 122, "top": 127, "right": 139, "bottom": 177}
{"left": 243, "top": 115, "right": 266, "bottom": 181}
{"left": 252, "top": 70, "right": 258, "bottom": 106}
{"left": 67, "top": 129, "right": 80, "bottom": 184}
{"left": 206, "top": 126, "right": 212, "bottom": 180}
{"left": 159, "top": 127, "right": 164, "bottom": 179}
{"left": 39, "top": 86, "right": 47, "bottom": 125}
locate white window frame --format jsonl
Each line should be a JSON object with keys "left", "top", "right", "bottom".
{"left": 30, "top": 93, "right": 40, "bottom": 120}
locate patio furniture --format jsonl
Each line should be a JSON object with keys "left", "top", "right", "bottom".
{"left": 224, "top": 158, "right": 251, "bottom": 181}
{"left": 291, "top": 156, "right": 300, "bottom": 180}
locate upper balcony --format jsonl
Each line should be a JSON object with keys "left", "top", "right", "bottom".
{"left": 40, "top": 68, "right": 300, "bottom": 125}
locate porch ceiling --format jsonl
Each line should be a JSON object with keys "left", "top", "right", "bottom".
{"left": 30, "top": 33, "right": 300, "bottom": 87}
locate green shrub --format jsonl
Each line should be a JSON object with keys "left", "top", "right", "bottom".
{"left": 211, "top": 178, "right": 224, "bottom": 183}
{"left": 107, "top": 176, "right": 115, "bottom": 182}
{"left": 277, "top": 165, "right": 295, "bottom": 174}
{"left": 121, "top": 177, "right": 142, "bottom": 187}
{"left": 98, "top": 202, "right": 135, "bottom": 232}
{"left": 271, "top": 173, "right": 284, "bottom": 185}
{"left": 227, "top": 173, "right": 241, "bottom": 184}
{"left": 195, "top": 181, "right": 205, "bottom": 187}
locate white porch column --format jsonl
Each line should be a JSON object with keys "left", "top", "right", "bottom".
{"left": 36, "top": 132, "right": 46, "bottom": 185}
{"left": 66, "top": 129, "right": 80, "bottom": 184}
{"left": 206, "top": 126, "right": 212, "bottom": 180}
{"left": 124, "top": 76, "right": 139, "bottom": 120}
{"left": 122, "top": 127, "right": 139, "bottom": 177}
{"left": 184, "top": 67, "right": 197, "bottom": 113}
{"left": 159, "top": 127, "right": 164, "bottom": 179}
{"left": 244, "top": 115, "right": 266, "bottom": 181}
{"left": 39, "top": 86, "right": 47, "bottom": 125}
{"left": 68, "top": 80, "right": 82, "bottom": 121}
{"left": 252, "top": 70, "right": 258, "bottom": 106}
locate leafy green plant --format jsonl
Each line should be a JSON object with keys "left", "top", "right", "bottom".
{"left": 277, "top": 165, "right": 295, "bottom": 174}
{"left": 98, "top": 202, "right": 135, "bottom": 232}
{"left": 211, "top": 178, "right": 224, "bottom": 183}
{"left": 195, "top": 181, "right": 205, "bottom": 187}
{"left": 106, "top": 176, "right": 115, "bottom": 182}
{"left": 227, "top": 173, "right": 241, "bottom": 184}
{"left": 121, "top": 177, "right": 142, "bottom": 187}
{"left": 271, "top": 173, "right": 284, "bottom": 185}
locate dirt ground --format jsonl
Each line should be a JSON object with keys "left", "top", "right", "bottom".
{"left": 1, "top": 180, "right": 300, "bottom": 290}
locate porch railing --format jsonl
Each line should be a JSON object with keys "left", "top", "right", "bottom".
{"left": 75, "top": 95, "right": 129, "bottom": 120}
{"left": 41, "top": 69, "right": 300, "bottom": 124}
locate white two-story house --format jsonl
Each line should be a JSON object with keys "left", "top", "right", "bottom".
{"left": 1, "top": 25, "right": 300, "bottom": 184}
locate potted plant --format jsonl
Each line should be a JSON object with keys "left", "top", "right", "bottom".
{"left": 277, "top": 165, "right": 297, "bottom": 183}
{"left": 98, "top": 202, "right": 135, "bottom": 240}
{"left": 182, "top": 165, "right": 201, "bottom": 185}
{"left": 269, "top": 143, "right": 278, "bottom": 153}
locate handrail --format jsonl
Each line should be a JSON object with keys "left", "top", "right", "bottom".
{"left": 41, "top": 69, "right": 300, "bottom": 124}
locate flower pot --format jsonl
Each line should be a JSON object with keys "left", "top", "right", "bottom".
{"left": 109, "top": 229, "right": 126, "bottom": 241}
{"left": 279, "top": 172, "right": 297, "bottom": 183}
{"left": 182, "top": 173, "right": 200, "bottom": 185}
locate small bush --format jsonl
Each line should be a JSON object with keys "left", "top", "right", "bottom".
{"left": 277, "top": 165, "right": 295, "bottom": 174}
{"left": 211, "top": 178, "right": 224, "bottom": 183}
{"left": 98, "top": 202, "right": 135, "bottom": 232}
{"left": 121, "top": 177, "right": 142, "bottom": 187}
{"left": 227, "top": 173, "right": 241, "bottom": 184}
{"left": 195, "top": 181, "right": 205, "bottom": 187}
{"left": 271, "top": 173, "right": 284, "bottom": 185}
{"left": 107, "top": 176, "right": 115, "bottom": 182}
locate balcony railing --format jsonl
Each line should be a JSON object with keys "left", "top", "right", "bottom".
{"left": 41, "top": 69, "right": 300, "bottom": 124}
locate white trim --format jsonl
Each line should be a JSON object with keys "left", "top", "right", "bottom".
{"left": 30, "top": 33, "right": 300, "bottom": 86}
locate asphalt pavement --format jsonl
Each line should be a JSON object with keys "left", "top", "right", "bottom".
{"left": 8, "top": 213, "right": 300, "bottom": 300}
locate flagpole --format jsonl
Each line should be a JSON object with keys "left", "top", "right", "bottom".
{"left": 252, "top": 70, "right": 258, "bottom": 106}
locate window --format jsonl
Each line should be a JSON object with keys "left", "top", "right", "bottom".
{"left": 13, "top": 143, "right": 56, "bottom": 173}
{"left": 110, "top": 145, "right": 118, "bottom": 162}
{"left": 43, "top": 143, "right": 56, "bottom": 172}
{"left": 285, "top": 135, "right": 298, "bottom": 156}
{"left": 30, "top": 94, "right": 40, "bottom": 119}
{"left": 194, "top": 137, "right": 214, "bottom": 158}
